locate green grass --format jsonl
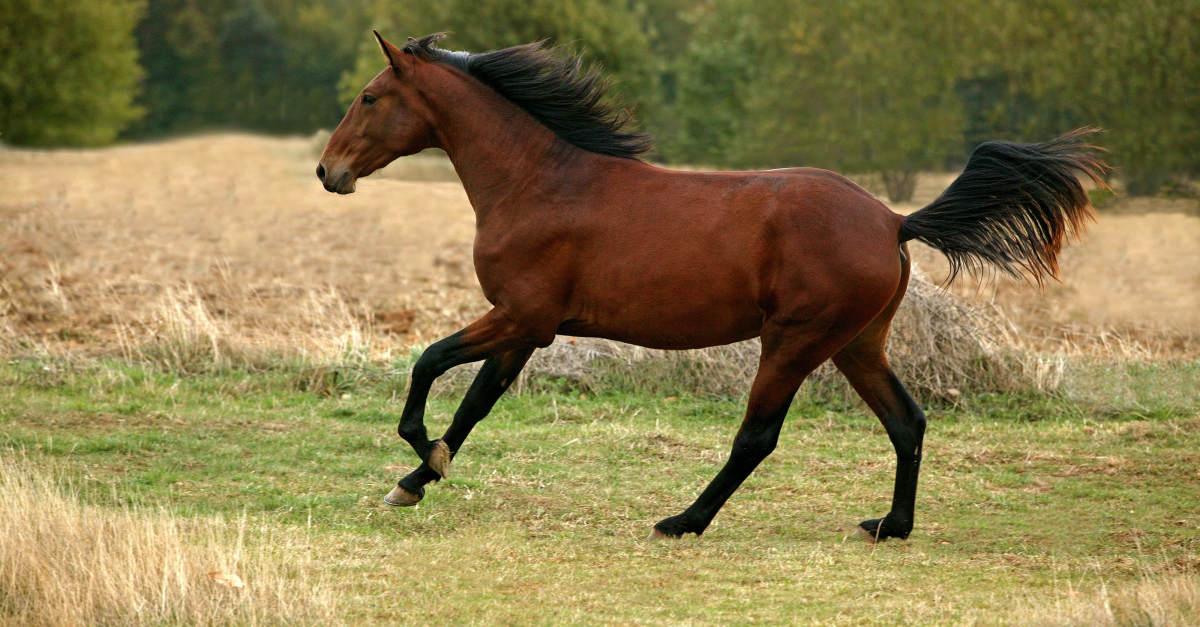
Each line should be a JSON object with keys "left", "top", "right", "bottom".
{"left": 2, "top": 360, "right": 1198, "bottom": 625}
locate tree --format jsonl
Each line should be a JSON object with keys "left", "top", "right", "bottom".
{"left": 129, "top": 0, "right": 370, "bottom": 137}
{"left": 1038, "top": 0, "right": 1200, "bottom": 194}
{"left": 0, "top": 0, "right": 144, "bottom": 146}
{"left": 667, "top": 0, "right": 967, "bottom": 201}
{"left": 950, "top": 0, "right": 1200, "bottom": 195}
{"left": 339, "top": 0, "right": 656, "bottom": 137}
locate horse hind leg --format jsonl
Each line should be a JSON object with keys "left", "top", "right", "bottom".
{"left": 832, "top": 288, "right": 927, "bottom": 542}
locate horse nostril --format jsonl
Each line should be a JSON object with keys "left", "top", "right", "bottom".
{"left": 315, "top": 163, "right": 326, "bottom": 182}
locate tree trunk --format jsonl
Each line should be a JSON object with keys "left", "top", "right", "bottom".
{"left": 882, "top": 171, "right": 918, "bottom": 203}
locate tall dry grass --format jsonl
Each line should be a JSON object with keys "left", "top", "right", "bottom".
{"left": 1020, "top": 575, "right": 1200, "bottom": 627}
{"left": 75, "top": 262, "right": 1037, "bottom": 403}
{"left": 0, "top": 459, "right": 342, "bottom": 627}
{"left": 116, "top": 283, "right": 380, "bottom": 375}
{"left": 65, "top": 264, "right": 1193, "bottom": 412}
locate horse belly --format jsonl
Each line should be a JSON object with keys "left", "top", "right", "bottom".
{"left": 563, "top": 271, "right": 764, "bottom": 350}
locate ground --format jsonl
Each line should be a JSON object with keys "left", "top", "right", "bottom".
{"left": 1, "top": 135, "right": 1198, "bottom": 625}
{"left": 3, "top": 362, "right": 1198, "bottom": 625}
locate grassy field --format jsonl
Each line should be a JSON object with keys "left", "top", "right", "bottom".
{"left": 3, "top": 359, "right": 1198, "bottom": 625}
{"left": 2, "top": 135, "right": 1198, "bottom": 624}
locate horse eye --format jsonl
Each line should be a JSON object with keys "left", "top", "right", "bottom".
{"left": 362, "top": 95, "right": 377, "bottom": 106}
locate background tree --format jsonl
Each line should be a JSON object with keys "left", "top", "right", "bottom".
{"left": 2, "top": 0, "right": 1196, "bottom": 196}
{"left": 946, "top": 0, "right": 1200, "bottom": 195}
{"left": 1036, "top": 0, "right": 1200, "bottom": 194}
{"left": 669, "top": 0, "right": 967, "bottom": 201}
{"left": 130, "top": 0, "right": 370, "bottom": 137}
{"left": 0, "top": 0, "right": 144, "bottom": 146}
{"left": 339, "top": 0, "right": 656, "bottom": 138}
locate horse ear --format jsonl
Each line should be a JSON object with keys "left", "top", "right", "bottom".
{"left": 373, "top": 30, "right": 408, "bottom": 72}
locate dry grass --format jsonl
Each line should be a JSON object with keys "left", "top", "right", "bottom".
{"left": 890, "top": 185, "right": 1200, "bottom": 361}
{"left": 1, "top": 134, "right": 1196, "bottom": 395}
{"left": 0, "top": 457, "right": 341, "bottom": 627}
{"left": 123, "top": 283, "right": 378, "bottom": 374}
{"left": 3, "top": 364, "right": 1197, "bottom": 626}
{"left": 0, "top": 133, "right": 488, "bottom": 364}
{"left": 1021, "top": 574, "right": 1200, "bottom": 627}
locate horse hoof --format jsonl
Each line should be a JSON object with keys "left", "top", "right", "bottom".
{"left": 428, "top": 439, "right": 452, "bottom": 479}
{"left": 853, "top": 518, "right": 884, "bottom": 543}
{"left": 384, "top": 485, "right": 422, "bottom": 507}
{"left": 852, "top": 525, "right": 877, "bottom": 543}
{"left": 646, "top": 528, "right": 675, "bottom": 541}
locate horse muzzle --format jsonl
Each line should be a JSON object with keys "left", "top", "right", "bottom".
{"left": 315, "top": 162, "right": 357, "bottom": 195}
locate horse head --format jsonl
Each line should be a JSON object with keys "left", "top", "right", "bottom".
{"left": 316, "top": 32, "right": 442, "bottom": 194}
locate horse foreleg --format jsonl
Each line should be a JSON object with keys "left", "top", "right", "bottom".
{"left": 649, "top": 353, "right": 813, "bottom": 538}
{"left": 387, "top": 347, "right": 534, "bottom": 506}
{"left": 386, "top": 309, "right": 536, "bottom": 506}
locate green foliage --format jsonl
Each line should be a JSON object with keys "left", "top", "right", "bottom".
{"left": 340, "top": 0, "right": 656, "bottom": 128}
{"left": 666, "top": 0, "right": 1199, "bottom": 196}
{"left": 130, "top": 0, "right": 371, "bottom": 137}
{"left": 4, "top": 0, "right": 1197, "bottom": 185}
{"left": 0, "top": 0, "right": 144, "bottom": 146}
{"left": 1033, "top": 0, "right": 1200, "bottom": 194}
{"left": 669, "top": 0, "right": 966, "bottom": 198}
{"left": 947, "top": 0, "right": 1200, "bottom": 194}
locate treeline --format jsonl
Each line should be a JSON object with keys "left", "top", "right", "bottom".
{"left": 1, "top": 0, "right": 1197, "bottom": 196}
{"left": 669, "top": 0, "right": 1200, "bottom": 197}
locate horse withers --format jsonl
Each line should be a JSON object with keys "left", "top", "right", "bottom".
{"left": 317, "top": 32, "right": 1108, "bottom": 541}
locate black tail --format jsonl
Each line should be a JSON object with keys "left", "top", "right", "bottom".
{"left": 898, "top": 128, "right": 1110, "bottom": 285}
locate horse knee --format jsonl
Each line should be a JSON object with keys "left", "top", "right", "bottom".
{"left": 397, "top": 411, "right": 431, "bottom": 445}
{"left": 732, "top": 428, "right": 779, "bottom": 461}
{"left": 411, "top": 352, "right": 441, "bottom": 382}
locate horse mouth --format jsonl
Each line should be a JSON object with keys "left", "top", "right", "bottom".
{"left": 324, "top": 170, "right": 357, "bottom": 195}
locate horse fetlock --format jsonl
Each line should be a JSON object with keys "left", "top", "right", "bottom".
{"left": 428, "top": 439, "right": 452, "bottom": 478}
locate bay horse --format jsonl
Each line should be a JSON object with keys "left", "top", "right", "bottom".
{"left": 317, "top": 32, "right": 1108, "bottom": 541}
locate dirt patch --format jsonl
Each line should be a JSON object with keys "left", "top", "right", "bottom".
{"left": 0, "top": 134, "right": 489, "bottom": 361}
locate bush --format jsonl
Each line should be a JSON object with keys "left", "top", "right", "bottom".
{"left": 0, "top": 0, "right": 144, "bottom": 146}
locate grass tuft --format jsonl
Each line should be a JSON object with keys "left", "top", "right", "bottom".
{"left": 1022, "top": 574, "right": 1200, "bottom": 627}
{"left": 0, "top": 457, "right": 342, "bottom": 627}
{"left": 506, "top": 267, "right": 1043, "bottom": 403}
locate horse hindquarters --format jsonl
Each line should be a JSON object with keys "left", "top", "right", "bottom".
{"left": 831, "top": 245, "right": 927, "bottom": 541}
{"left": 652, "top": 240, "right": 908, "bottom": 538}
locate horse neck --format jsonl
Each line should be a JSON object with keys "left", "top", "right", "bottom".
{"left": 424, "top": 73, "right": 588, "bottom": 218}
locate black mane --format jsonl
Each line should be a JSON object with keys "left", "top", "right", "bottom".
{"left": 401, "top": 34, "right": 652, "bottom": 160}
